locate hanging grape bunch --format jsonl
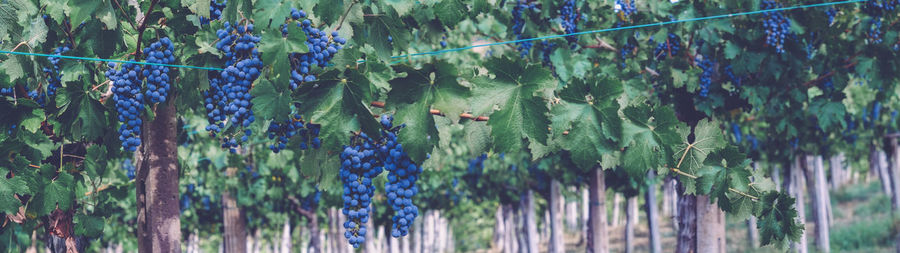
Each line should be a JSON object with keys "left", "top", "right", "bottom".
{"left": 559, "top": 0, "right": 580, "bottom": 47}
{"left": 696, "top": 54, "right": 715, "bottom": 97}
{"left": 615, "top": 0, "right": 637, "bottom": 19}
{"left": 204, "top": 21, "right": 262, "bottom": 152}
{"left": 285, "top": 8, "right": 347, "bottom": 90}
{"left": 512, "top": 0, "right": 538, "bottom": 58}
{"left": 265, "top": 112, "right": 321, "bottom": 153}
{"left": 339, "top": 132, "right": 383, "bottom": 248}
{"left": 107, "top": 62, "right": 145, "bottom": 152}
{"left": 377, "top": 115, "right": 422, "bottom": 238}
{"left": 143, "top": 38, "right": 175, "bottom": 103}
{"left": 201, "top": 0, "right": 227, "bottom": 24}
{"left": 43, "top": 45, "right": 70, "bottom": 98}
{"left": 761, "top": 0, "right": 792, "bottom": 54}
{"left": 652, "top": 33, "right": 681, "bottom": 60}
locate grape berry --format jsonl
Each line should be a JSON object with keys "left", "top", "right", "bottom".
{"left": 377, "top": 115, "right": 421, "bottom": 238}
{"left": 339, "top": 133, "right": 383, "bottom": 248}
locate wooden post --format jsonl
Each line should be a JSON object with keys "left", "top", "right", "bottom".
{"left": 135, "top": 94, "right": 180, "bottom": 252}
{"left": 645, "top": 171, "right": 662, "bottom": 253}
{"left": 587, "top": 167, "right": 609, "bottom": 253}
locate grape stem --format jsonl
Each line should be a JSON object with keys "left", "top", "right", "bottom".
{"left": 287, "top": 195, "right": 316, "bottom": 219}
{"left": 334, "top": 1, "right": 357, "bottom": 32}
{"left": 111, "top": 0, "right": 138, "bottom": 31}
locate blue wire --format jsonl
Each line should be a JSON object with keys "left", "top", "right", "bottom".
{"left": 0, "top": 0, "right": 865, "bottom": 68}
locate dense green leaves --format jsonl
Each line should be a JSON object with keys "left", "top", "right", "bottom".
{"left": 551, "top": 77, "right": 623, "bottom": 169}
{"left": 471, "top": 57, "right": 555, "bottom": 153}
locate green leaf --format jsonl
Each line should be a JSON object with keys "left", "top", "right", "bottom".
{"left": 74, "top": 214, "right": 105, "bottom": 237}
{"left": 673, "top": 119, "right": 726, "bottom": 175}
{"left": 67, "top": 0, "right": 102, "bottom": 27}
{"left": 433, "top": 0, "right": 467, "bottom": 26}
{"left": 55, "top": 83, "right": 109, "bottom": 140}
{"left": 83, "top": 145, "right": 107, "bottom": 179}
{"left": 808, "top": 99, "right": 845, "bottom": 131}
{"left": 251, "top": 0, "right": 289, "bottom": 29}
{"left": 0, "top": 167, "right": 29, "bottom": 213}
{"left": 386, "top": 62, "right": 469, "bottom": 163}
{"left": 621, "top": 104, "right": 683, "bottom": 177}
{"left": 32, "top": 171, "right": 74, "bottom": 215}
{"left": 551, "top": 77, "right": 623, "bottom": 169}
{"left": 757, "top": 191, "right": 804, "bottom": 248}
{"left": 366, "top": 8, "right": 408, "bottom": 62}
{"left": 251, "top": 79, "right": 292, "bottom": 122}
{"left": 470, "top": 57, "right": 555, "bottom": 153}
{"left": 19, "top": 109, "right": 43, "bottom": 133}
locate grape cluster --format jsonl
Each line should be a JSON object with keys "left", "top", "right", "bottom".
{"left": 286, "top": 8, "right": 347, "bottom": 90}
{"left": 821, "top": 76, "right": 834, "bottom": 90}
{"left": 123, "top": 158, "right": 135, "bottom": 180}
{"left": 143, "top": 38, "right": 175, "bottom": 104}
{"left": 619, "top": 41, "right": 635, "bottom": 68}
{"left": 107, "top": 62, "right": 144, "bottom": 152}
{"left": 377, "top": 115, "right": 421, "bottom": 238}
{"left": 761, "top": 0, "right": 791, "bottom": 54}
{"left": 867, "top": 19, "right": 883, "bottom": 44}
{"left": 540, "top": 41, "right": 556, "bottom": 66}
{"left": 724, "top": 65, "right": 742, "bottom": 86}
{"left": 265, "top": 113, "right": 321, "bottom": 153}
{"left": 201, "top": 0, "right": 227, "bottom": 24}
{"left": 43, "top": 46, "right": 70, "bottom": 98}
{"left": 825, "top": 7, "right": 837, "bottom": 26}
{"left": 731, "top": 123, "right": 742, "bottom": 143}
{"left": 339, "top": 133, "right": 383, "bottom": 248}
{"left": 652, "top": 33, "right": 680, "bottom": 60}
{"left": 512, "top": 0, "right": 538, "bottom": 58}
{"left": 615, "top": 0, "right": 637, "bottom": 17}
{"left": 559, "top": 0, "right": 579, "bottom": 47}
{"left": 205, "top": 22, "right": 261, "bottom": 151}
{"left": 440, "top": 35, "right": 448, "bottom": 48}
{"left": 696, "top": 55, "right": 714, "bottom": 97}
{"left": 300, "top": 188, "right": 321, "bottom": 211}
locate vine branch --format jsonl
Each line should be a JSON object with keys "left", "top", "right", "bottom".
{"left": 333, "top": 1, "right": 357, "bottom": 32}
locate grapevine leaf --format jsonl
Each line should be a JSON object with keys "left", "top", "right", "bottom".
{"left": 259, "top": 24, "right": 308, "bottom": 67}
{"left": 55, "top": 83, "right": 109, "bottom": 140}
{"left": 182, "top": 0, "right": 211, "bottom": 18}
{"left": 621, "top": 104, "right": 682, "bottom": 177}
{"left": 67, "top": 0, "right": 102, "bottom": 26}
{"left": 470, "top": 57, "right": 555, "bottom": 153}
{"left": 252, "top": 0, "right": 290, "bottom": 29}
{"left": 434, "top": 0, "right": 467, "bottom": 27}
{"left": 19, "top": 109, "right": 43, "bottom": 133}
{"left": 32, "top": 171, "right": 75, "bottom": 216}
{"left": 808, "top": 99, "right": 845, "bottom": 131}
{"left": 386, "top": 62, "right": 468, "bottom": 163}
{"left": 313, "top": 0, "right": 345, "bottom": 25}
{"left": 365, "top": 7, "right": 407, "bottom": 62}
{"left": 0, "top": 167, "right": 29, "bottom": 213}
{"left": 74, "top": 214, "right": 105, "bottom": 237}
{"left": 673, "top": 119, "right": 726, "bottom": 175}
{"left": 551, "top": 77, "right": 623, "bottom": 169}
{"left": 83, "top": 145, "right": 107, "bottom": 179}
{"left": 757, "top": 191, "right": 803, "bottom": 248}
{"left": 251, "top": 78, "right": 292, "bottom": 122}
{"left": 296, "top": 71, "right": 362, "bottom": 153}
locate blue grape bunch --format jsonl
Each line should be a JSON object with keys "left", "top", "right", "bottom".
{"left": 339, "top": 132, "right": 383, "bottom": 248}
{"left": 619, "top": 40, "right": 635, "bottom": 68}
{"left": 696, "top": 55, "right": 715, "bottom": 97}
{"left": 265, "top": 113, "right": 321, "bottom": 153}
{"left": 106, "top": 62, "right": 145, "bottom": 152}
{"left": 761, "top": 0, "right": 791, "bottom": 54}
{"left": 143, "top": 38, "right": 175, "bottom": 104}
{"left": 440, "top": 36, "right": 448, "bottom": 48}
{"left": 652, "top": 33, "right": 680, "bottom": 60}
{"left": 205, "top": 21, "right": 261, "bottom": 151}
{"left": 559, "top": 0, "right": 580, "bottom": 47}
{"left": 724, "top": 65, "right": 742, "bottom": 86}
{"left": 825, "top": 7, "right": 837, "bottom": 26}
{"left": 512, "top": 0, "right": 538, "bottom": 58}
{"left": 540, "top": 41, "right": 556, "bottom": 67}
{"left": 860, "top": 0, "right": 899, "bottom": 43}
{"left": 731, "top": 123, "right": 743, "bottom": 143}
{"left": 285, "top": 8, "right": 347, "bottom": 90}
{"left": 43, "top": 45, "right": 70, "bottom": 99}
{"left": 376, "top": 115, "right": 421, "bottom": 238}
{"left": 200, "top": 0, "right": 227, "bottom": 24}
{"left": 300, "top": 188, "right": 321, "bottom": 211}
{"left": 615, "top": 0, "right": 637, "bottom": 18}
{"left": 123, "top": 158, "right": 135, "bottom": 180}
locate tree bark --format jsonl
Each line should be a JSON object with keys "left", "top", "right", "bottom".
{"left": 805, "top": 155, "right": 830, "bottom": 253}
{"left": 612, "top": 193, "right": 621, "bottom": 227}
{"left": 625, "top": 196, "right": 637, "bottom": 253}
{"left": 135, "top": 97, "right": 180, "bottom": 253}
{"left": 550, "top": 180, "right": 565, "bottom": 253}
{"left": 522, "top": 190, "right": 539, "bottom": 253}
{"left": 492, "top": 206, "right": 504, "bottom": 253}
{"left": 788, "top": 155, "right": 808, "bottom": 253}
{"left": 746, "top": 217, "right": 759, "bottom": 249}
{"left": 696, "top": 195, "right": 726, "bottom": 253}
{"left": 645, "top": 171, "right": 662, "bottom": 253}
{"left": 873, "top": 146, "right": 893, "bottom": 195}
{"left": 223, "top": 174, "right": 247, "bottom": 253}
{"left": 587, "top": 167, "right": 609, "bottom": 253}
{"left": 675, "top": 181, "right": 696, "bottom": 253}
